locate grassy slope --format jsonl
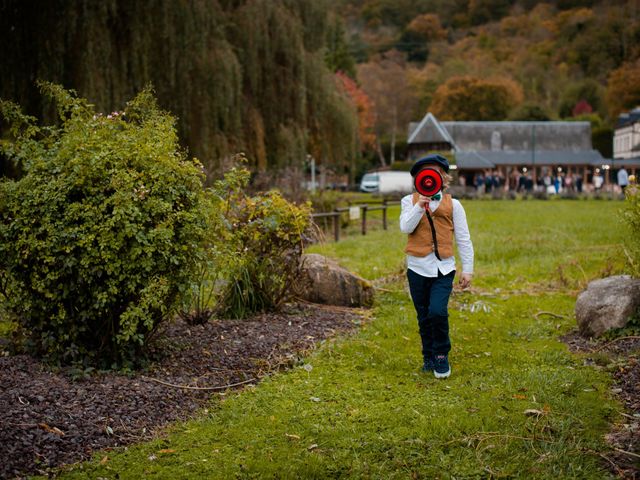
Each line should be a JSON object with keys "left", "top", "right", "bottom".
{"left": 60, "top": 200, "right": 628, "bottom": 479}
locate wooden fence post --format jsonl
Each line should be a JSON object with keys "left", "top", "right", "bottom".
{"left": 361, "top": 205, "right": 367, "bottom": 235}
{"left": 333, "top": 210, "right": 340, "bottom": 242}
{"left": 382, "top": 205, "right": 388, "bottom": 230}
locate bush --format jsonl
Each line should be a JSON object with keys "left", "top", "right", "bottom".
{"left": 0, "top": 83, "right": 208, "bottom": 367}
{"left": 178, "top": 161, "right": 249, "bottom": 325}
{"left": 179, "top": 160, "right": 311, "bottom": 321}
{"left": 217, "top": 184, "right": 311, "bottom": 319}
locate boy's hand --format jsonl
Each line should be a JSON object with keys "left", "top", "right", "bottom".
{"left": 417, "top": 194, "right": 431, "bottom": 208}
{"left": 458, "top": 273, "right": 472, "bottom": 289}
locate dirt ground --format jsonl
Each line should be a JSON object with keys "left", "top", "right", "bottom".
{"left": 562, "top": 331, "right": 640, "bottom": 479}
{"left": 0, "top": 303, "right": 363, "bottom": 479}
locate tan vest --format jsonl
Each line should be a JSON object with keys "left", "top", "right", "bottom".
{"left": 405, "top": 193, "right": 454, "bottom": 258}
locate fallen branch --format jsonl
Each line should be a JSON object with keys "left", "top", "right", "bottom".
{"left": 591, "top": 336, "right": 640, "bottom": 353}
{"left": 534, "top": 311, "right": 567, "bottom": 320}
{"left": 141, "top": 376, "right": 256, "bottom": 391}
{"left": 589, "top": 450, "right": 626, "bottom": 477}
{"left": 615, "top": 448, "right": 640, "bottom": 459}
{"left": 443, "top": 432, "right": 551, "bottom": 446}
{"left": 372, "top": 285, "right": 401, "bottom": 293}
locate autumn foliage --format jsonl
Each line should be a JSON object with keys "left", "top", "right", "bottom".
{"left": 606, "top": 59, "right": 640, "bottom": 119}
{"left": 406, "top": 13, "right": 447, "bottom": 41}
{"left": 335, "top": 72, "right": 376, "bottom": 151}
{"left": 429, "top": 76, "right": 524, "bottom": 121}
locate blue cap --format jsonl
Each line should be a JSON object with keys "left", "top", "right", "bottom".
{"left": 410, "top": 154, "right": 450, "bottom": 176}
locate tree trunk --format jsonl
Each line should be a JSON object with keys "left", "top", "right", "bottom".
{"left": 320, "top": 163, "right": 327, "bottom": 189}
{"left": 375, "top": 136, "right": 387, "bottom": 167}
{"left": 390, "top": 104, "right": 397, "bottom": 165}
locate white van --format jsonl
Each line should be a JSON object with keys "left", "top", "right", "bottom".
{"left": 359, "top": 171, "right": 413, "bottom": 194}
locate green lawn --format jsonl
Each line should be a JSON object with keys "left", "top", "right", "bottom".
{"left": 59, "top": 200, "right": 629, "bottom": 479}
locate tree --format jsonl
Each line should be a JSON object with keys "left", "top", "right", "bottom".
{"left": 0, "top": 0, "right": 357, "bottom": 177}
{"left": 335, "top": 72, "right": 377, "bottom": 152}
{"left": 558, "top": 79, "right": 604, "bottom": 118}
{"left": 468, "top": 0, "right": 514, "bottom": 26}
{"left": 429, "top": 75, "right": 523, "bottom": 120}
{"left": 606, "top": 59, "right": 640, "bottom": 119}
{"left": 509, "top": 103, "right": 551, "bottom": 121}
{"left": 360, "top": 0, "right": 432, "bottom": 29}
{"left": 407, "top": 13, "right": 447, "bottom": 40}
{"left": 325, "top": 15, "right": 357, "bottom": 78}
{"left": 397, "top": 13, "right": 447, "bottom": 62}
{"left": 572, "top": 99, "right": 593, "bottom": 116}
{"left": 357, "top": 50, "right": 417, "bottom": 166}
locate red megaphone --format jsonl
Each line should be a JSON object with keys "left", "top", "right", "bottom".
{"left": 414, "top": 167, "right": 443, "bottom": 197}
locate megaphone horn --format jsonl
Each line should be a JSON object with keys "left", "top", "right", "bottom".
{"left": 414, "top": 168, "right": 443, "bottom": 197}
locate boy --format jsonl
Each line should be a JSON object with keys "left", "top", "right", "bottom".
{"left": 399, "top": 154, "right": 474, "bottom": 379}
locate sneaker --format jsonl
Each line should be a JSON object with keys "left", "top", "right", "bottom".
{"left": 434, "top": 354, "right": 451, "bottom": 379}
{"left": 422, "top": 356, "right": 435, "bottom": 372}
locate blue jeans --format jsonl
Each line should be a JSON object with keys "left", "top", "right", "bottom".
{"left": 406, "top": 269, "right": 455, "bottom": 361}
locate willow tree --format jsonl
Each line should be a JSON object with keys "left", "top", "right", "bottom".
{"left": 0, "top": 0, "right": 357, "bottom": 178}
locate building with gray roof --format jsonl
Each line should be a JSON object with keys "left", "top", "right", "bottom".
{"left": 407, "top": 112, "right": 620, "bottom": 189}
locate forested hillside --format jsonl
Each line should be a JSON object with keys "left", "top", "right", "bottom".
{"left": 335, "top": 0, "right": 640, "bottom": 164}
{"left": 2, "top": 0, "right": 639, "bottom": 179}
{"left": 0, "top": 0, "right": 358, "bottom": 178}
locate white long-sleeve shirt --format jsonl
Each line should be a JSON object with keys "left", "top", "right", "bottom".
{"left": 399, "top": 194, "right": 474, "bottom": 277}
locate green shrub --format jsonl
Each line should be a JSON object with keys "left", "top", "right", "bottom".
{"left": 0, "top": 83, "right": 208, "bottom": 367}
{"left": 179, "top": 160, "right": 311, "bottom": 321}
{"left": 217, "top": 190, "right": 310, "bottom": 319}
{"left": 623, "top": 185, "right": 640, "bottom": 276}
{"left": 179, "top": 161, "right": 249, "bottom": 325}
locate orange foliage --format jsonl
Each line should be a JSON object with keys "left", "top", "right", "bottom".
{"left": 335, "top": 71, "right": 377, "bottom": 150}
{"left": 606, "top": 59, "right": 640, "bottom": 119}
{"left": 407, "top": 13, "right": 447, "bottom": 41}
{"left": 430, "top": 75, "right": 524, "bottom": 121}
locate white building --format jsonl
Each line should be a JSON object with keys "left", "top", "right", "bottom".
{"left": 614, "top": 107, "right": 640, "bottom": 160}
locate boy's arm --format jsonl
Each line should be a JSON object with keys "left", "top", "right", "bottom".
{"left": 399, "top": 195, "right": 424, "bottom": 234}
{"left": 452, "top": 199, "right": 474, "bottom": 286}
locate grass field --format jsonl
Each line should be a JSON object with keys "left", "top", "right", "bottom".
{"left": 57, "top": 199, "right": 630, "bottom": 479}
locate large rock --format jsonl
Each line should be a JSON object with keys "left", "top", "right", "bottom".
{"left": 575, "top": 275, "right": 640, "bottom": 337}
{"left": 299, "top": 253, "right": 374, "bottom": 307}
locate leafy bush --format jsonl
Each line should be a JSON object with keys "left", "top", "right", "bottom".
{"left": 179, "top": 161, "right": 249, "bottom": 325}
{"left": 623, "top": 185, "right": 640, "bottom": 277}
{"left": 179, "top": 159, "right": 311, "bottom": 321}
{"left": 0, "top": 83, "right": 208, "bottom": 367}
{"left": 217, "top": 189, "right": 311, "bottom": 319}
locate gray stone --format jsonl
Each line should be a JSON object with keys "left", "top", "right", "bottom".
{"left": 299, "top": 253, "right": 374, "bottom": 308}
{"left": 575, "top": 275, "right": 640, "bottom": 337}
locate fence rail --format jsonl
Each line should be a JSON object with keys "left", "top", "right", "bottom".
{"left": 310, "top": 200, "right": 400, "bottom": 242}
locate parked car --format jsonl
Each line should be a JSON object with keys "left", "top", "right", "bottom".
{"left": 359, "top": 171, "right": 413, "bottom": 194}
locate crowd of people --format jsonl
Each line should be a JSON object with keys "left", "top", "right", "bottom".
{"left": 460, "top": 167, "right": 632, "bottom": 194}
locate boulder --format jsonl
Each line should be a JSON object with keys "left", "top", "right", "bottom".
{"left": 575, "top": 275, "right": 640, "bottom": 337}
{"left": 299, "top": 253, "right": 374, "bottom": 307}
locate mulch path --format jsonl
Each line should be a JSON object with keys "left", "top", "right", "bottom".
{"left": 561, "top": 331, "right": 640, "bottom": 479}
{"left": 0, "top": 303, "right": 363, "bottom": 479}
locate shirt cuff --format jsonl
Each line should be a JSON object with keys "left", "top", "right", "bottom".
{"left": 411, "top": 203, "right": 424, "bottom": 215}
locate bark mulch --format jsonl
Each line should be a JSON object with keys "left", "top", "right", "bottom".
{"left": 0, "top": 303, "right": 363, "bottom": 479}
{"left": 561, "top": 331, "right": 640, "bottom": 479}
